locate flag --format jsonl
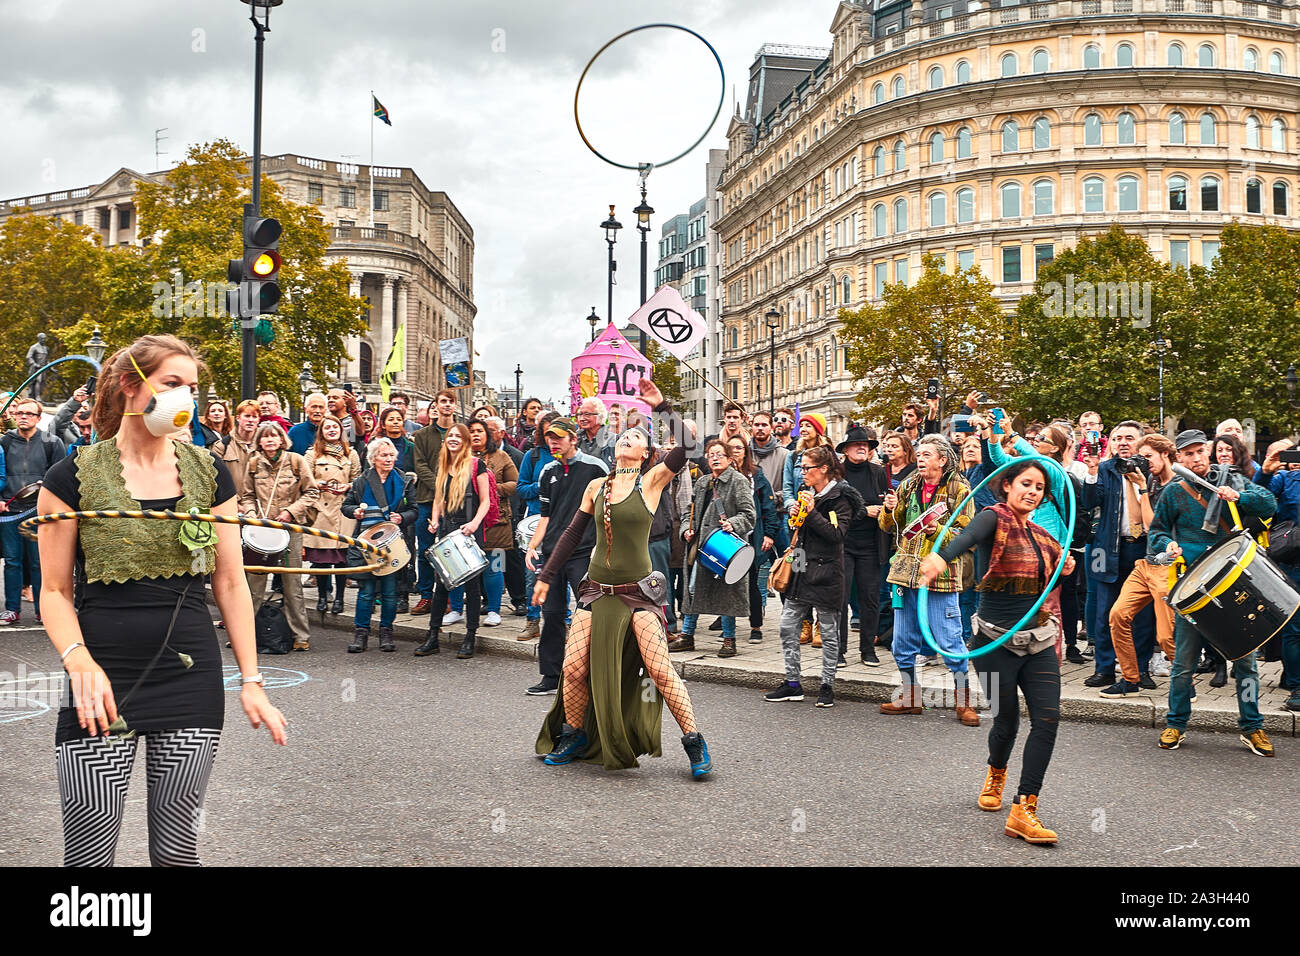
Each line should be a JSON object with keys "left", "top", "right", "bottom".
{"left": 373, "top": 95, "right": 391, "bottom": 126}
{"left": 380, "top": 322, "right": 405, "bottom": 401}
{"left": 626, "top": 285, "right": 707, "bottom": 362}
{"left": 791, "top": 402, "right": 801, "bottom": 438}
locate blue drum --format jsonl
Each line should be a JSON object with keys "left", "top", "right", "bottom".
{"left": 698, "top": 529, "right": 755, "bottom": 584}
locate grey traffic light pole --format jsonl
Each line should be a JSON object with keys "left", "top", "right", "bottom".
{"left": 240, "top": 0, "right": 279, "bottom": 401}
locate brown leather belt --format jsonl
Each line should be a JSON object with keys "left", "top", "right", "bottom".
{"left": 590, "top": 580, "right": 643, "bottom": 597}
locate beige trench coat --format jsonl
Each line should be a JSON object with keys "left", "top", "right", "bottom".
{"left": 238, "top": 451, "right": 319, "bottom": 524}
{"left": 302, "top": 447, "right": 362, "bottom": 548}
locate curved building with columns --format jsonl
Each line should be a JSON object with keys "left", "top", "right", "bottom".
{"left": 715, "top": 0, "right": 1300, "bottom": 433}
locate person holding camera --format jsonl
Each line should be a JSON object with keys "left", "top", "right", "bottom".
{"left": 1099, "top": 434, "right": 1178, "bottom": 697}
{"left": 1150, "top": 430, "right": 1277, "bottom": 755}
{"left": 1079, "top": 421, "right": 1158, "bottom": 689}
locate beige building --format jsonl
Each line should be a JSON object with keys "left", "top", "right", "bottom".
{"left": 716, "top": 0, "right": 1300, "bottom": 434}
{"left": 0, "top": 153, "right": 476, "bottom": 403}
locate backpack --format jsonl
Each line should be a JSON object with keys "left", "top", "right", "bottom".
{"left": 471, "top": 457, "right": 501, "bottom": 529}
{"left": 254, "top": 595, "right": 294, "bottom": 655}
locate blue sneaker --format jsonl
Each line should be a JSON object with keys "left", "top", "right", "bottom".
{"left": 682, "top": 732, "right": 712, "bottom": 779}
{"left": 543, "top": 725, "right": 588, "bottom": 765}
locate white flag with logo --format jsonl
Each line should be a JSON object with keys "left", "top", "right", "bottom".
{"left": 626, "top": 285, "right": 707, "bottom": 361}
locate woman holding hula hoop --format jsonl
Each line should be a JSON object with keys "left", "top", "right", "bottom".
{"left": 919, "top": 456, "right": 1075, "bottom": 845}
{"left": 38, "top": 334, "right": 286, "bottom": 866}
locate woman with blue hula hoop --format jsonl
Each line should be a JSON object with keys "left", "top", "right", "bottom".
{"left": 917, "top": 432, "right": 1076, "bottom": 846}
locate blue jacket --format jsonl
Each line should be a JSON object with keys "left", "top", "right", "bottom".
{"left": 988, "top": 437, "right": 1071, "bottom": 547}
{"left": 1269, "top": 469, "right": 1300, "bottom": 525}
{"left": 751, "top": 469, "right": 780, "bottom": 552}
{"left": 517, "top": 445, "right": 550, "bottom": 517}
{"left": 287, "top": 421, "right": 317, "bottom": 456}
{"left": 965, "top": 438, "right": 998, "bottom": 512}
{"left": 1081, "top": 458, "right": 1138, "bottom": 582}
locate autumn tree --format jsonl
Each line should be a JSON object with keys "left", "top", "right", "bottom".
{"left": 840, "top": 252, "right": 1010, "bottom": 423}
{"left": 58, "top": 139, "right": 367, "bottom": 399}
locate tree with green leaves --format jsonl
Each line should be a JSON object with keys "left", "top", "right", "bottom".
{"left": 840, "top": 252, "right": 1010, "bottom": 423}
{"left": 645, "top": 339, "right": 684, "bottom": 403}
{"left": 57, "top": 139, "right": 367, "bottom": 400}
{"left": 0, "top": 212, "right": 106, "bottom": 394}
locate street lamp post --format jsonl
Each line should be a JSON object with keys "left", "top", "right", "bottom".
{"left": 601, "top": 206, "right": 621, "bottom": 327}
{"left": 1152, "top": 337, "right": 1171, "bottom": 430}
{"left": 633, "top": 175, "right": 654, "bottom": 354}
{"left": 514, "top": 364, "right": 523, "bottom": 423}
{"left": 1285, "top": 364, "right": 1300, "bottom": 409}
{"left": 239, "top": 0, "right": 283, "bottom": 402}
{"left": 85, "top": 327, "right": 107, "bottom": 397}
{"left": 587, "top": 306, "right": 600, "bottom": 343}
{"left": 765, "top": 307, "right": 780, "bottom": 417}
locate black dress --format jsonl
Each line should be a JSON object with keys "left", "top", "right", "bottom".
{"left": 42, "top": 454, "right": 238, "bottom": 744}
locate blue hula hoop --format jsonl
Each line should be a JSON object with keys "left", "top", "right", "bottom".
{"left": 916, "top": 453, "right": 1076, "bottom": 660}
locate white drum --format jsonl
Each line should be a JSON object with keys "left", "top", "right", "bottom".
{"left": 516, "top": 513, "right": 542, "bottom": 552}
{"left": 357, "top": 521, "right": 411, "bottom": 576}
{"left": 242, "top": 525, "right": 291, "bottom": 564}
{"left": 426, "top": 532, "right": 489, "bottom": 588}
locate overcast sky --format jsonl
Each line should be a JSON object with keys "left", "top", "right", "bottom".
{"left": 0, "top": 0, "right": 834, "bottom": 405}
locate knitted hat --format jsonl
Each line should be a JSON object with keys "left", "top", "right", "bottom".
{"left": 801, "top": 412, "right": 827, "bottom": 437}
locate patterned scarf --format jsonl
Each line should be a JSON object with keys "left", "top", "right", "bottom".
{"left": 323, "top": 441, "right": 347, "bottom": 457}
{"left": 980, "top": 502, "right": 1062, "bottom": 597}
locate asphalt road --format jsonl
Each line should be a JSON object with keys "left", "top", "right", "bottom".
{"left": 2, "top": 622, "right": 1296, "bottom": 867}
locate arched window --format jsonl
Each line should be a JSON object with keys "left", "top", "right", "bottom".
{"left": 893, "top": 140, "right": 906, "bottom": 170}
{"left": 842, "top": 275, "right": 852, "bottom": 302}
{"left": 1000, "top": 181, "right": 1022, "bottom": 218}
{"left": 1084, "top": 112, "right": 1102, "bottom": 146}
{"left": 891, "top": 75, "right": 905, "bottom": 99}
{"left": 1032, "top": 49, "right": 1050, "bottom": 73}
{"left": 929, "top": 131, "right": 945, "bottom": 164}
{"left": 1167, "top": 42, "right": 1184, "bottom": 66}
{"left": 1002, "top": 120, "right": 1019, "bottom": 152}
{"left": 1200, "top": 175, "right": 1219, "bottom": 211}
{"left": 1117, "top": 175, "right": 1139, "bottom": 211}
{"left": 956, "top": 126, "right": 972, "bottom": 158}
{"left": 1198, "top": 43, "right": 1215, "bottom": 68}
{"left": 1246, "top": 115, "right": 1261, "bottom": 149}
{"left": 359, "top": 342, "right": 373, "bottom": 383}
{"left": 1272, "top": 118, "right": 1286, "bottom": 151}
{"left": 955, "top": 59, "right": 971, "bottom": 83}
{"left": 956, "top": 187, "right": 975, "bottom": 223}
{"left": 1117, "top": 111, "right": 1135, "bottom": 145}
{"left": 1000, "top": 52, "right": 1018, "bottom": 77}
{"left": 928, "top": 65, "right": 944, "bottom": 90}
{"left": 929, "top": 191, "right": 947, "bottom": 226}
{"left": 873, "top": 145, "right": 886, "bottom": 176}
{"left": 894, "top": 197, "right": 908, "bottom": 233}
{"left": 1033, "top": 179, "right": 1054, "bottom": 215}
{"left": 1168, "top": 111, "right": 1185, "bottom": 144}
{"left": 1273, "top": 181, "right": 1289, "bottom": 215}
{"left": 873, "top": 203, "right": 887, "bottom": 237}
{"left": 871, "top": 82, "right": 884, "bottom": 105}
{"left": 1083, "top": 176, "right": 1105, "bottom": 213}
{"left": 1245, "top": 179, "right": 1263, "bottom": 213}
{"left": 1168, "top": 175, "right": 1188, "bottom": 211}
{"left": 1116, "top": 43, "right": 1134, "bottom": 68}
{"left": 1244, "top": 47, "right": 1259, "bottom": 71}
{"left": 1083, "top": 44, "right": 1101, "bottom": 69}
{"left": 1200, "top": 112, "right": 1216, "bottom": 145}
{"left": 1033, "top": 117, "right": 1051, "bottom": 149}
{"left": 1269, "top": 51, "right": 1284, "bottom": 74}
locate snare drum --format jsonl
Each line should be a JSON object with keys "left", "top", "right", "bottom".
{"left": 698, "top": 529, "right": 755, "bottom": 585}
{"left": 357, "top": 521, "right": 411, "bottom": 576}
{"left": 516, "top": 513, "right": 542, "bottom": 552}
{"left": 242, "top": 525, "right": 291, "bottom": 566}
{"left": 1167, "top": 532, "right": 1300, "bottom": 661}
{"left": 426, "top": 532, "right": 489, "bottom": 588}
{"left": 901, "top": 501, "right": 949, "bottom": 541}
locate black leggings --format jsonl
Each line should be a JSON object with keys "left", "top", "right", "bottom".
{"left": 312, "top": 561, "right": 347, "bottom": 598}
{"left": 430, "top": 574, "right": 482, "bottom": 636}
{"left": 841, "top": 549, "right": 881, "bottom": 658}
{"left": 974, "top": 638, "right": 1060, "bottom": 798}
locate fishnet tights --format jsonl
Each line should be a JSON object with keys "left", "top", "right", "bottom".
{"left": 559, "top": 608, "right": 698, "bottom": 735}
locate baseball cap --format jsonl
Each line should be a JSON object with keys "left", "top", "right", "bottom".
{"left": 545, "top": 417, "right": 577, "bottom": 439}
{"left": 1174, "top": 429, "right": 1209, "bottom": 451}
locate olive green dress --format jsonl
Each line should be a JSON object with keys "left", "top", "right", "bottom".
{"left": 535, "top": 478, "right": 666, "bottom": 770}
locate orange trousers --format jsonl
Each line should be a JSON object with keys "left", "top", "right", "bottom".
{"left": 1108, "top": 559, "right": 1177, "bottom": 683}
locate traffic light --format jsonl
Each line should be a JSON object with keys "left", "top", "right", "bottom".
{"left": 226, "top": 203, "right": 281, "bottom": 320}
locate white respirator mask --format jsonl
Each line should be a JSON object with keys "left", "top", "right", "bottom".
{"left": 121, "top": 353, "right": 194, "bottom": 437}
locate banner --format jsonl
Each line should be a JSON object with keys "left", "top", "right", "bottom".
{"left": 439, "top": 337, "right": 472, "bottom": 389}
{"left": 569, "top": 323, "right": 651, "bottom": 424}
{"left": 625, "top": 285, "right": 707, "bottom": 361}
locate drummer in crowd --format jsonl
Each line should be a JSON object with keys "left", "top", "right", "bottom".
{"left": 1150, "top": 430, "right": 1277, "bottom": 756}
{"left": 238, "top": 422, "right": 319, "bottom": 652}
{"left": 669, "top": 439, "right": 757, "bottom": 658}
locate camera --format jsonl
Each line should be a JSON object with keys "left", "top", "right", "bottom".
{"left": 1115, "top": 455, "right": 1149, "bottom": 476}
{"left": 951, "top": 415, "right": 977, "bottom": 433}
{"left": 1280, "top": 450, "right": 1300, "bottom": 464}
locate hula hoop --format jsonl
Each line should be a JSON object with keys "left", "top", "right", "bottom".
{"left": 0, "top": 507, "right": 36, "bottom": 525}
{"left": 20, "top": 510, "right": 389, "bottom": 575}
{"left": 0, "top": 354, "right": 102, "bottom": 421}
{"left": 573, "top": 23, "right": 725, "bottom": 171}
{"left": 916, "top": 454, "right": 1076, "bottom": 661}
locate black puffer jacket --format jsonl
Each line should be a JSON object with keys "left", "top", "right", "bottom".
{"left": 786, "top": 480, "right": 856, "bottom": 610}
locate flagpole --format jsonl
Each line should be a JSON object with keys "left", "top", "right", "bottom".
{"left": 369, "top": 89, "right": 375, "bottom": 229}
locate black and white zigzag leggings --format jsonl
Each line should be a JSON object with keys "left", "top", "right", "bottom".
{"left": 55, "top": 728, "right": 220, "bottom": 867}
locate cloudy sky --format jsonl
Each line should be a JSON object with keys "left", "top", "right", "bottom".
{"left": 0, "top": 0, "right": 835, "bottom": 404}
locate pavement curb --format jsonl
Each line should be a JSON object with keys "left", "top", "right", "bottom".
{"left": 280, "top": 607, "right": 1296, "bottom": 737}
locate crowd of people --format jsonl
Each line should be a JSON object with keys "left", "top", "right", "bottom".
{"left": 15, "top": 336, "right": 1300, "bottom": 855}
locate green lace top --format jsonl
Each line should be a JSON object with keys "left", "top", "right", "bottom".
{"left": 75, "top": 438, "right": 218, "bottom": 584}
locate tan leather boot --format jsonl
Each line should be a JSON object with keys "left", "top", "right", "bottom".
{"left": 799, "top": 621, "right": 813, "bottom": 645}
{"left": 880, "top": 682, "right": 923, "bottom": 715}
{"left": 1005, "top": 795, "right": 1058, "bottom": 845}
{"left": 955, "top": 684, "right": 981, "bottom": 726}
{"left": 978, "top": 766, "right": 1007, "bottom": 811}
{"left": 811, "top": 623, "right": 822, "bottom": 647}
